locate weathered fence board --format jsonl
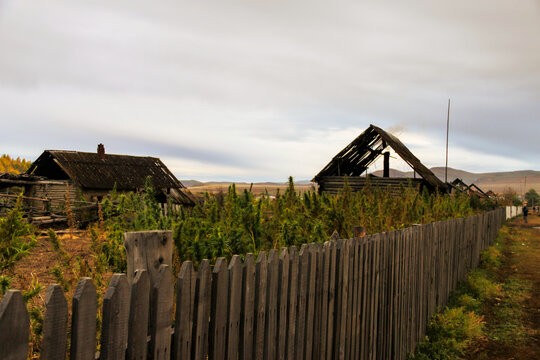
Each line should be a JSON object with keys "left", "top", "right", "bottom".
{"left": 193, "top": 260, "right": 211, "bottom": 360}
{"left": 0, "top": 208, "right": 508, "bottom": 360}
{"left": 254, "top": 251, "right": 267, "bottom": 360}
{"left": 127, "top": 269, "right": 150, "bottom": 360}
{"left": 209, "top": 258, "right": 229, "bottom": 360}
{"left": 277, "top": 248, "right": 290, "bottom": 360}
{"left": 0, "top": 291, "right": 29, "bottom": 360}
{"left": 71, "top": 278, "right": 97, "bottom": 360}
{"left": 264, "top": 249, "right": 278, "bottom": 360}
{"left": 227, "top": 255, "right": 242, "bottom": 360}
{"left": 41, "top": 285, "right": 68, "bottom": 360}
{"left": 149, "top": 264, "right": 173, "bottom": 360}
{"left": 286, "top": 246, "right": 299, "bottom": 360}
{"left": 100, "top": 274, "right": 130, "bottom": 360}
{"left": 172, "top": 262, "right": 193, "bottom": 360}
{"left": 240, "top": 253, "right": 255, "bottom": 360}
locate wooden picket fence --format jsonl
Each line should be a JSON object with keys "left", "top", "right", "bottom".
{"left": 0, "top": 208, "right": 505, "bottom": 360}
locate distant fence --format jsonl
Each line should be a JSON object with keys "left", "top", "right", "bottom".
{"left": 0, "top": 208, "right": 506, "bottom": 360}
{"left": 506, "top": 205, "right": 522, "bottom": 219}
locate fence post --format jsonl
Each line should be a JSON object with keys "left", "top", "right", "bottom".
{"left": 124, "top": 230, "right": 173, "bottom": 287}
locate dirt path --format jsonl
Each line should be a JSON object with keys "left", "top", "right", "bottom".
{"left": 478, "top": 213, "right": 540, "bottom": 359}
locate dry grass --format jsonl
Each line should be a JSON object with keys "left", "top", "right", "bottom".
{"left": 188, "top": 183, "right": 316, "bottom": 196}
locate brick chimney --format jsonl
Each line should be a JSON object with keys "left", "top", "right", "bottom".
{"left": 97, "top": 143, "right": 105, "bottom": 160}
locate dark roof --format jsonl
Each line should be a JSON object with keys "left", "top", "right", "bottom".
{"left": 27, "top": 150, "right": 195, "bottom": 204}
{"left": 313, "top": 125, "right": 447, "bottom": 190}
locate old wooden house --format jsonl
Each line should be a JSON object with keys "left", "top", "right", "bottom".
{"left": 12, "top": 145, "right": 196, "bottom": 208}
{"left": 313, "top": 125, "right": 447, "bottom": 194}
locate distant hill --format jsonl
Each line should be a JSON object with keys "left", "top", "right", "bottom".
{"left": 185, "top": 167, "right": 540, "bottom": 194}
{"left": 371, "top": 167, "right": 540, "bottom": 193}
{"left": 186, "top": 169, "right": 539, "bottom": 195}
{"left": 180, "top": 179, "right": 205, "bottom": 187}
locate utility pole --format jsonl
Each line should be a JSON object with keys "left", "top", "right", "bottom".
{"left": 445, "top": 99, "right": 450, "bottom": 184}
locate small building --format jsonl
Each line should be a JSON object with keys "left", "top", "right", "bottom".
{"left": 313, "top": 125, "right": 447, "bottom": 194}
{"left": 22, "top": 144, "right": 195, "bottom": 206}
{"left": 449, "top": 178, "right": 488, "bottom": 198}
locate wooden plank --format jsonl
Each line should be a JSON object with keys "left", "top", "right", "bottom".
{"left": 71, "top": 278, "right": 97, "bottom": 360}
{"left": 124, "top": 230, "right": 173, "bottom": 286}
{"left": 312, "top": 243, "right": 323, "bottom": 360}
{"left": 254, "top": 251, "right": 268, "bottom": 360}
{"left": 127, "top": 269, "right": 150, "bottom": 360}
{"left": 277, "top": 248, "right": 290, "bottom": 360}
{"left": 286, "top": 247, "right": 299, "bottom": 360}
{"left": 40, "top": 285, "right": 68, "bottom": 360}
{"left": 304, "top": 243, "right": 317, "bottom": 360}
{"left": 354, "top": 236, "right": 365, "bottom": 360}
{"left": 319, "top": 242, "right": 331, "bottom": 360}
{"left": 389, "top": 231, "right": 398, "bottom": 360}
{"left": 332, "top": 240, "right": 342, "bottom": 360}
{"left": 360, "top": 237, "right": 371, "bottom": 360}
{"left": 344, "top": 239, "right": 354, "bottom": 360}
{"left": 378, "top": 234, "right": 388, "bottom": 360}
{"left": 296, "top": 244, "right": 309, "bottom": 360}
{"left": 326, "top": 241, "right": 337, "bottom": 360}
{"left": 228, "top": 255, "right": 243, "bottom": 360}
{"left": 192, "top": 259, "right": 211, "bottom": 360}
{"left": 370, "top": 235, "right": 380, "bottom": 360}
{"left": 264, "top": 249, "right": 279, "bottom": 360}
{"left": 0, "top": 290, "right": 30, "bottom": 360}
{"left": 209, "top": 257, "right": 229, "bottom": 360}
{"left": 398, "top": 230, "right": 408, "bottom": 359}
{"left": 338, "top": 239, "right": 350, "bottom": 360}
{"left": 405, "top": 228, "right": 413, "bottom": 354}
{"left": 240, "top": 254, "right": 256, "bottom": 360}
{"left": 345, "top": 238, "right": 357, "bottom": 360}
{"left": 356, "top": 237, "right": 365, "bottom": 360}
{"left": 149, "top": 264, "right": 173, "bottom": 360}
{"left": 100, "top": 274, "right": 130, "bottom": 360}
{"left": 172, "top": 262, "right": 193, "bottom": 360}
{"left": 412, "top": 227, "right": 418, "bottom": 351}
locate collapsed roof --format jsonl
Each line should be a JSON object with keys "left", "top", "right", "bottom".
{"left": 313, "top": 125, "right": 447, "bottom": 190}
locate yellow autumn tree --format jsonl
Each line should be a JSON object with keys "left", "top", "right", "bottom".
{"left": 0, "top": 154, "right": 32, "bottom": 174}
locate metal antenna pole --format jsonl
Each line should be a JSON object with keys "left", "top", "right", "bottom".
{"left": 445, "top": 99, "right": 450, "bottom": 184}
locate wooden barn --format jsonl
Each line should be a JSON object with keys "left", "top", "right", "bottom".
{"left": 21, "top": 144, "right": 195, "bottom": 207}
{"left": 313, "top": 125, "right": 448, "bottom": 194}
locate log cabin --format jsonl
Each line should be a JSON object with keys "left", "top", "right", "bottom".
{"left": 10, "top": 144, "right": 195, "bottom": 207}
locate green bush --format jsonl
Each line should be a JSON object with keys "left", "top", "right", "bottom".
{"left": 95, "top": 177, "right": 477, "bottom": 267}
{"left": 463, "top": 269, "right": 502, "bottom": 302}
{"left": 409, "top": 307, "right": 484, "bottom": 360}
{"left": 0, "top": 195, "right": 35, "bottom": 269}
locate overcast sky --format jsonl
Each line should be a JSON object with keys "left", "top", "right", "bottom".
{"left": 1, "top": 0, "right": 539, "bottom": 181}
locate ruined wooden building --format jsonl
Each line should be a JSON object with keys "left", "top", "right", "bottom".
{"left": 0, "top": 145, "right": 195, "bottom": 211}
{"left": 313, "top": 125, "right": 447, "bottom": 194}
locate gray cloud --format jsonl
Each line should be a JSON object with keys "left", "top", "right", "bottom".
{"left": 0, "top": 0, "right": 539, "bottom": 180}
